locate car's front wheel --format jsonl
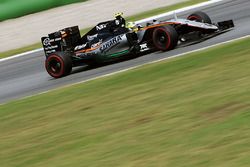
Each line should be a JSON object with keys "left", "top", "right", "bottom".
{"left": 45, "top": 52, "right": 72, "bottom": 78}
{"left": 152, "top": 25, "right": 178, "bottom": 51}
{"left": 187, "top": 11, "right": 212, "bottom": 24}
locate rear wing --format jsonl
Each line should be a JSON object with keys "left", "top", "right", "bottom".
{"left": 41, "top": 26, "right": 81, "bottom": 56}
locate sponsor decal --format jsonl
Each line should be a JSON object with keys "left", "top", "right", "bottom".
{"left": 140, "top": 43, "right": 149, "bottom": 51}
{"left": 87, "top": 34, "right": 98, "bottom": 41}
{"left": 91, "top": 40, "right": 102, "bottom": 48}
{"left": 100, "top": 35, "right": 123, "bottom": 52}
{"left": 96, "top": 23, "right": 108, "bottom": 31}
{"left": 74, "top": 44, "right": 87, "bottom": 51}
{"left": 43, "top": 38, "right": 51, "bottom": 46}
{"left": 43, "top": 37, "right": 61, "bottom": 55}
{"left": 44, "top": 45, "right": 58, "bottom": 51}
{"left": 49, "top": 37, "right": 61, "bottom": 43}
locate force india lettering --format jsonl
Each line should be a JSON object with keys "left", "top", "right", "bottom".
{"left": 100, "top": 35, "right": 123, "bottom": 52}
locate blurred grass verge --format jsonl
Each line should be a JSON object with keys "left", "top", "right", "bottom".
{"left": 0, "top": 37, "right": 250, "bottom": 167}
{"left": 0, "top": 0, "right": 207, "bottom": 59}
{"left": 0, "top": 0, "right": 87, "bottom": 21}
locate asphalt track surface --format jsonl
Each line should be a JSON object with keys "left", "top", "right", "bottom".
{"left": 0, "top": 0, "right": 250, "bottom": 104}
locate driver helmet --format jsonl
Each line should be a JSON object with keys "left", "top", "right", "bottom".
{"left": 114, "top": 12, "right": 123, "bottom": 19}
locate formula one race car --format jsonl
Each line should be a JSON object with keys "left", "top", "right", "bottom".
{"left": 41, "top": 11, "right": 234, "bottom": 78}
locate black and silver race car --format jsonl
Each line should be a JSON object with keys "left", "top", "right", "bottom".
{"left": 41, "top": 11, "right": 234, "bottom": 78}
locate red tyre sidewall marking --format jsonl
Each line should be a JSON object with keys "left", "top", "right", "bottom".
{"left": 46, "top": 55, "right": 65, "bottom": 78}
{"left": 153, "top": 28, "right": 171, "bottom": 50}
{"left": 188, "top": 16, "right": 201, "bottom": 21}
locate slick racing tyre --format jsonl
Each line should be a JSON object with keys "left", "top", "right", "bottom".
{"left": 152, "top": 25, "right": 178, "bottom": 51}
{"left": 45, "top": 52, "right": 72, "bottom": 78}
{"left": 187, "top": 11, "right": 212, "bottom": 24}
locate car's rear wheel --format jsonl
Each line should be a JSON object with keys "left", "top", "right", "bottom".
{"left": 152, "top": 25, "right": 178, "bottom": 51}
{"left": 45, "top": 52, "right": 72, "bottom": 78}
{"left": 187, "top": 11, "right": 212, "bottom": 24}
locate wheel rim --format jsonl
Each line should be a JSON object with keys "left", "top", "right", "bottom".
{"left": 49, "top": 59, "right": 61, "bottom": 73}
{"left": 153, "top": 28, "right": 171, "bottom": 50}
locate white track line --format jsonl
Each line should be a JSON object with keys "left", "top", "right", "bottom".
{"left": 0, "top": 0, "right": 224, "bottom": 62}
{"left": 7, "top": 35, "right": 248, "bottom": 104}
{"left": 135, "top": 0, "right": 224, "bottom": 24}
{"left": 0, "top": 48, "right": 43, "bottom": 62}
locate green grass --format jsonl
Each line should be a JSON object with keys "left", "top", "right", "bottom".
{"left": 1, "top": 37, "right": 250, "bottom": 167}
{"left": 0, "top": 0, "right": 207, "bottom": 59}
{"left": 0, "top": 42, "right": 42, "bottom": 58}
